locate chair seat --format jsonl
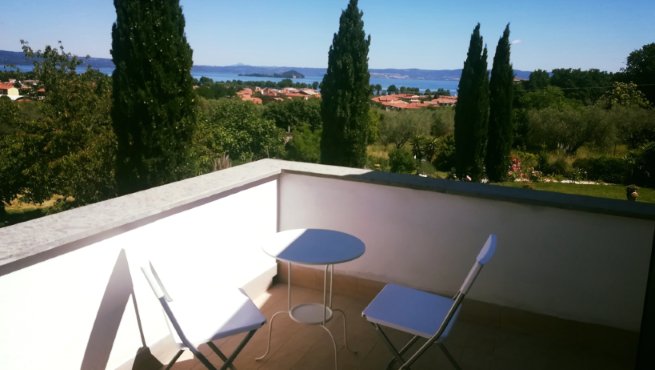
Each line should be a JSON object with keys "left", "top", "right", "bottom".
{"left": 167, "top": 287, "right": 266, "bottom": 348}
{"left": 363, "top": 283, "right": 454, "bottom": 339}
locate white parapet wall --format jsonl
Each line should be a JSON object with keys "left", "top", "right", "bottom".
{"left": 0, "top": 162, "right": 281, "bottom": 370}
{"left": 1, "top": 159, "right": 654, "bottom": 369}
{"left": 278, "top": 171, "right": 654, "bottom": 332}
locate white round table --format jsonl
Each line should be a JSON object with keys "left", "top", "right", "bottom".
{"left": 257, "top": 228, "right": 365, "bottom": 369}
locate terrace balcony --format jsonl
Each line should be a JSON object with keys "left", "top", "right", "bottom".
{"left": 1, "top": 159, "right": 653, "bottom": 370}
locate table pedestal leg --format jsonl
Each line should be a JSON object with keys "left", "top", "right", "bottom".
{"left": 255, "top": 262, "right": 356, "bottom": 369}
{"left": 254, "top": 310, "right": 287, "bottom": 361}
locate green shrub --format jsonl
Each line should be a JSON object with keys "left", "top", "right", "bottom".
{"left": 572, "top": 156, "right": 630, "bottom": 184}
{"left": 389, "top": 147, "right": 416, "bottom": 174}
{"left": 539, "top": 155, "right": 572, "bottom": 178}
{"left": 367, "top": 155, "right": 389, "bottom": 172}
{"left": 285, "top": 123, "right": 321, "bottom": 163}
{"left": 629, "top": 142, "right": 655, "bottom": 187}
{"left": 432, "top": 134, "right": 456, "bottom": 171}
{"left": 508, "top": 151, "right": 540, "bottom": 181}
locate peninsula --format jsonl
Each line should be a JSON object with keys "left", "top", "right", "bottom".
{"left": 238, "top": 69, "right": 305, "bottom": 79}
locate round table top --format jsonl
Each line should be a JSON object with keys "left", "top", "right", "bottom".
{"left": 262, "top": 228, "right": 365, "bottom": 265}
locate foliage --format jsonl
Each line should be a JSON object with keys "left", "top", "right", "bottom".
{"left": 111, "top": 0, "right": 197, "bottom": 195}
{"left": 525, "top": 105, "right": 617, "bottom": 154}
{"left": 598, "top": 81, "right": 651, "bottom": 109}
{"left": 431, "top": 88, "right": 452, "bottom": 97}
{"left": 194, "top": 77, "right": 238, "bottom": 99}
{"left": 195, "top": 98, "right": 284, "bottom": 170}
{"left": 572, "top": 156, "right": 630, "bottom": 184}
{"left": 454, "top": 23, "right": 489, "bottom": 181}
{"left": 432, "top": 134, "right": 456, "bottom": 171}
{"left": 526, "top": 69, "right": 550, "bottom": 90}
{"left": 507, "top": 151, "right": 539, "bottom": 181}
{"left": 516, "top": 85, "right": 571, "bottom": 110}
{"left": 0, "top": 96, "right": 19, "bottom": 136}
{"left": 398, "top": 86, "right": 420, "bottom": 94}
{"left": 263, "top": 98, "right": 321, "bottom": 132}
{"left": 377, "top": 109, "right": 433, "bottom": 148}
{"left": 622, "top": 43, "right": 655, "bottom": 106}
{"left": 367, "top": 107, "right": 381, "bottom": 143}
{"left": 0, "top": 42, "right": 116, "bottom": 210}
{"left": 284, "top": 122, "right": 321, "bottom": 163}
{"left": 262, "top": 99, "right": 322, "bottom": 164}
{"left": 320, "top": 0, "right": 371, "bottom": 167}
{"left": 629, "top": 142, "right": 655, "bottom": 187}
{"left": 486, "top": 24, "right": 514, "bottom": 182}
{"left": 430, "top": 107, "right": 454, "bottom": 137}
{"left": 0, "top": 97, "right": 25, "bottom": 214}
{"left": 193, "top": 78, "right": 318, "bottom": 100}
{"left": 612, "top": 106, "right": 655, "bottom": 149}
{"left": 549, "top": 68, "right": 614, "bottom": 104}
{"left": 0, "top": 69, "right": 34, "bottom": 82}
{"left": 410, "top": 135, "right": 437, "bottom": 164}
{"left": 388, "top": 146, "right": 416, "bottom": 174}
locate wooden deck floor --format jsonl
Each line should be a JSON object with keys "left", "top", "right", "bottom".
{"left": 167, "top": 281, "right": 638, "bottom": 370}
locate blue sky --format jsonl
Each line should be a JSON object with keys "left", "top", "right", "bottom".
{"left": 1, "top": 0, "right": 653, "bottom": 72}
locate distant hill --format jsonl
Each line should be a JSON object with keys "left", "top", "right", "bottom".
{"left": 0, "top": 49, "right": 114, "bottom": 69}
{"left": 239, "top": 69, "right": 305, "bottom": 79}
{"left": 1, "top": 49, "right": 532, "bottom": 80}
{"left": 0, "top": 50, "right": 32, "bottom": 66}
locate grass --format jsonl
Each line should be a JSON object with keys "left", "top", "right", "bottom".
{"left": 498, "top": 181, "right": 655, "bottom": 204}
{"left": 2, "top": 177, "right": 653, "bottom": 229}
{"left": 1, "top": 195, "right": 70, "bottom": 227}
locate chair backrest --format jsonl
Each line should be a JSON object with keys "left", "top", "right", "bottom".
{"left": 459, "top": 234, "right": 497, "bottom": 296}
{"left": 405, "top": 236, "right": 498, "bottom": 370}
{"left": 141, "top": 261, "right": 173, "bottom": 302}
{"left": 437, "top": 234, "right": 497, "bottom": 340}
{"left": 141, "top": 261, "right": 194, "bottom": 349}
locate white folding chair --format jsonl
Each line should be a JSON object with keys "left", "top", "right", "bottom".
{"left": 141, "top": 261, "right": 266, "bottom": 370}
{"left": 362, "top": 234, "right": 497, "bottom": 370}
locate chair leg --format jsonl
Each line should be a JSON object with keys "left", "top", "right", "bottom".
{"left": 439, "top": 343, "right": 462, "bottom": 370}
{"left": 399, "top": 340, "right": 457, "bottom": 370}
{"left": 188, "top": 347, "right": 218, "bottom": 370}
{"left": 372, "top": 323, "right": 408, "bottom": 367}
{"left": 208, "top": 329, "right": 258, "bottom": 370}
{"left": 207, "top": 342, "right": 231, "bottom": 368}
{"left": 165, "top": 349, "right": 185, "bottom": 370}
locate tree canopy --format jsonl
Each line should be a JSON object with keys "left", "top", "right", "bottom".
{"left": 111, "top": 0, "right": 197, "bottom": 195}
{"left": 0, "top": 42, "right": 115, "bottom": 212}
{"left": 195, "top": 98, "right": 284, "bottom": 169}
{"left": 486, "top": 24, "right": 514, "bottom": 182}
{"left": 454, "top": 23, "right": 489, "bottom": 181}
{"left": 320, "top": 0, "right": 371, "bottom": 167}
{"left": 623, "top": 43, "right": 655, "bottom": 106}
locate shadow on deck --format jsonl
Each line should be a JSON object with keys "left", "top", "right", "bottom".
{"left": 168, "top": 281, "right": 638, "bottom": 370}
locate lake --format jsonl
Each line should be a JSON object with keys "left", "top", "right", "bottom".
{"left": 7, "top": 64, "right": 460, "bottom": 94}
{"left": 195, "top": 70, "right": 459, "bottom": 94}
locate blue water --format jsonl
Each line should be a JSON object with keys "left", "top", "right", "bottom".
{"left": 7, "top": 64, "right": 459, "bottom": 94}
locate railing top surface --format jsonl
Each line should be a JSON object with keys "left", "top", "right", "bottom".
{"left": 1, "top": 159, "right": 653, "bottom": 275}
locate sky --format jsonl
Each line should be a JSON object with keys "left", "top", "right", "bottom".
{"left": 1, "top": 0, "right": 654, "bottom": 72}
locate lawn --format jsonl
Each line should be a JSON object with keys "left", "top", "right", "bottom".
{"left": 2, "top": 179, "right": 653, "bottom": 228}
{"left": 498, "top": 181, "right": 655, "bottom": 204}
{"left": 1, "top": 195, "right": 68, "bottom": 227}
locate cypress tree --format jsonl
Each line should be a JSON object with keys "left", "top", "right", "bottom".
{"left": 454, "top": 23, "right": 489, "bottom": 181}
{"left": 111, "top": 0, "right": 196, "bottom": 195}
{"left": 320, "top": 0, "right": 371, "bottom": 168}
{"left": 486, "top": 24, "right": 514, "bottom": 182}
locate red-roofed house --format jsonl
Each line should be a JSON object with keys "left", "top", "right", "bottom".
{"left": 0, "top": 82, "right": 20, "bottom": 101}
{"left": 432, "top": 95, "right": 458, "bottom": 106}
